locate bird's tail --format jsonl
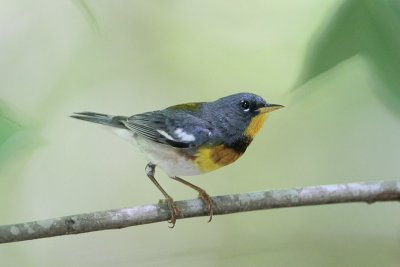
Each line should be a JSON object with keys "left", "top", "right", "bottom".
{"left": 70, "top": 112, "right": 127, "bottom": 129}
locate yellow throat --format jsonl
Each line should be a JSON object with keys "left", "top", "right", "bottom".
{"left": 244, "top": 113, "right": 268, "bottom": 139}
{"left": 193, "top": 113, "right": 269, "bottom": 173}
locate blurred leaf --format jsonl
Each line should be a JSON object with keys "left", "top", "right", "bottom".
{"left": 296, "top": 0, "right": 400, "bottom": 115}
{"left": 0, "top": 106, "right": 21, "bottom": 146}
{"left": 72, "top": 0, "right": 100, "bottom": 34}
{"left": 0, "top": 101, "right": 42, "bottom": 177}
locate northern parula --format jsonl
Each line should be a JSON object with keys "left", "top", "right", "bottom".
{"left": 71, "top": 93, "right": 283, "bottom": 227}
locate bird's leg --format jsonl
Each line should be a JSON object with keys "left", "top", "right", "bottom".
{"left": 145, "top": 163, "right": 180, "bottom": 228}
{"left": 171, "top": 176, "right": 217, "bottom": 222}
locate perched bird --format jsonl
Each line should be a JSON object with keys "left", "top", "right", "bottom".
{"left": 71, "top": 93, "right": 283, "bottom": 227}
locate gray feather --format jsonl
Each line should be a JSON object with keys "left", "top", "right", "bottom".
{"left": 70, "top": 112, "right": 127, "bottom": 129}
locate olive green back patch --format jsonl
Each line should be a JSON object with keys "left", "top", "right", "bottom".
{"left": 168, "top": 102, "right": 203, "bottom": 111}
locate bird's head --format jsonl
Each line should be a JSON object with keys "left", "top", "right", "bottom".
{"left": 210, "top": 92, "right": 283, "bottom": 140}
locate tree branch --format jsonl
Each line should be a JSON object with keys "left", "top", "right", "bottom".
{"left": 1, "top": 180, "right": 399, "bottom": 244}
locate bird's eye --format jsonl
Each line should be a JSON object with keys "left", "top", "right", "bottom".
{"left": 240, "top": 100, "right": 250, "bottom": 111}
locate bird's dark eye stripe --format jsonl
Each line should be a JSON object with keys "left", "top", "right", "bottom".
{"left": 240, "top": 100, "right": 250, "bottom": 110}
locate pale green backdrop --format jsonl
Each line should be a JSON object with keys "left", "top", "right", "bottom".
{"left": 1, "top": 0, "right": 400, "bottom": 266}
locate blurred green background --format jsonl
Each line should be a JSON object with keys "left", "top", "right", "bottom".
{"left": 1, "top": 0, "right": 400, "bottom": 266}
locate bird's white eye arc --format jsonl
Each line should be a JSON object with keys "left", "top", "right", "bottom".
{"left": 240, "top": 100, "right": 250, "bottom": 112}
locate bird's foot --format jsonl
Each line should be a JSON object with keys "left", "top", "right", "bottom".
{"left": 198, "top": 190, "right": 217, "bottom": 222}
{"left": 161, "top": 197, "right": 181, "bottom": 228}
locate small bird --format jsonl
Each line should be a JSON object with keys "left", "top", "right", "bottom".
{"left": 71, "top": 93, "right": 283, "bottom": 227}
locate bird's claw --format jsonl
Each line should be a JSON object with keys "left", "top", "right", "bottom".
{"left": 164, "top": 197, "right": 181, "bottom": 228}
{"left": 198, "top": 190, "right": 217, "bottom": 222}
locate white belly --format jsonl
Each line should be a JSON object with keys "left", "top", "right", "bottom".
{"left": 113, "top": 129, "right": 201, "bottom": 177}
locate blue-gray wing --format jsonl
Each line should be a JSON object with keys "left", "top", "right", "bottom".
{"left": 122, "top": 110, "right": 213, "bottom": 148}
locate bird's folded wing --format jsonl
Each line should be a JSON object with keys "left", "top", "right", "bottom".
{"left": 122, "top": 111, "right": 212, "bottom": 149}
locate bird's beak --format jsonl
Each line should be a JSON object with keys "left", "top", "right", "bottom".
{"left": 257, "top": 104, "right": 284, "bottom": 114}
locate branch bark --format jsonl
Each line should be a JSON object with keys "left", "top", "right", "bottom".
{"left": 1, "top": 180, "right": 399, "bottom": 244}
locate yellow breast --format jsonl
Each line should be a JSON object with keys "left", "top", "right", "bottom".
{"left": 192, "top": 113, "right": 269, "bottom": 173}
{"left": 193, "top": 145, "right": 242, "bottom": 173}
